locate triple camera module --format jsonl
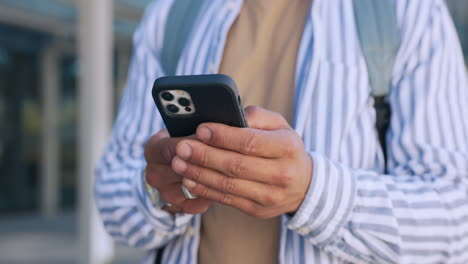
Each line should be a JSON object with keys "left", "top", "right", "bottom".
{"left": 159, "top": 90, "right": 195, "bottom": 115}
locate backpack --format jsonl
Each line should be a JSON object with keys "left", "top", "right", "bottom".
{"left": 155, "top": 0, "right": 399, "bottom": 260}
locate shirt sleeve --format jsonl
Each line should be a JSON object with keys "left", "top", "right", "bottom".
{"left": 94, "top": 1, "right": 194, "bottom": 249}
{"left": 288, "top": 1, "right": 468, "bottom": 263}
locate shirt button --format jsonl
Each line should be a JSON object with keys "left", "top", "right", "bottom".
{"left": 185, "top": 227, "right": 196, "bottom": 236}
{"left": 226, "top": 1, "right": 237, "bottom": 11}
{"left": 208, "top": 63, "right": 217, "bottom": 74}
{"left": 297, "top": 227, "right": 309, "bottom": 235}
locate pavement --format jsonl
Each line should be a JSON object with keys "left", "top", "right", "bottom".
{"left": 0, "top": 212, "right": 144, "bottom": 264}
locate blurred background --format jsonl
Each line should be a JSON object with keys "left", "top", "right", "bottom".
{"left": 0, "top": 0, "right": 467, "bottom": 264}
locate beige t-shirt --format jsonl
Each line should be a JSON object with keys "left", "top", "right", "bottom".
{"left": 198, "top": 1, "right": 311, "bottom": 264}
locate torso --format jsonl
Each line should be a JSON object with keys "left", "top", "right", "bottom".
{"left": 198, "top": 1, "right": 311, "bottom": 264}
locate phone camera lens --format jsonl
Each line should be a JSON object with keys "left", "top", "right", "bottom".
{"left": 167, "top": 104, "right": 179, "bottom": 113}
{"left": 178, "top": 98, "right": 190, "bottom": 107}
{"left": 161, "top": 92, "right": 174, "bottom": 101}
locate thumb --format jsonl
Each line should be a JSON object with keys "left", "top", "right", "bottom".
{"left": 145, "top": 129, "right": 196, "bottom": 164}
{"left": 244, "top": 106, "right": 291, "bottom": 130}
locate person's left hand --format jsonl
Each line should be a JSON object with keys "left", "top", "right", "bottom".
{"left": 171, "top": 106, "right": 313, "bottom": 219}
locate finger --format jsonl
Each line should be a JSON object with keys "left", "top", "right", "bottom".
{"left": 160, "top": 183, "right": 212, "bottom": 215}
{"left": 181, "top": 181, "right": 274, "bottom": 219}
{"left": 145, "top": 164, "right": 182, "bottom": 189}
{"left": 180, "top": 197, "right": 213, "bottom": 215}
{"left": 145, "top": 133, "right": 196, "bottom": 164}
{"left": 159, "top": 183, "right": 188, "bottom": 206}
{"left": 244, "top": 106, "right": 291, "bottom": 130}
{"left": 172, "top": 156, "right": 279, "bottom": 206}
{"left": 195, "top": 124, "right": 298, "bottom": 158}
{"left": 174, "top": 140, "right": 288, "bottom": 184}
{"left": 153, "top": 128, "right": 170, "bottom": 141}
{"left": 162, "top": 203, "right": 183, "bottom": 214}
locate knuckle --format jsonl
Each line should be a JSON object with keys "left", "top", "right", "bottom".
{"left": 221, "top": 177, "right": 237, "bottom": 194}
{"left": 227, "top": 157, "right": 247, "bottom": 177}
{"left": 221, "top": 193, "right": 234, "bottom": 206}
{"left": 285, "top": 132, "right": 302, "bottom": 157}
{"left": 221, "top": 132, "right": 234, "bottom": 149}
{"left": 189, "top": 165, "right": 203, "bottom": 181}
{"left": 265, "top": 191, "right": 286, "bottom": 207}
{"left": 278, "top": 166, "right": 295, "bottom": 186}
{"left": 277, "top": 174, "right": 293, "bottom": 187}
{"left": 200, "top": 148, "right": 209, "bottom": 167}
{"left": 199, "top": 185, "right": 210, "bottom": 198}
{"left": 245, "top": 203, "right": 261, "bottom": 217}
{"left": 284, "top": 143, "right": 296, "bottom": 158}
{"left": 261, "top": 192, "right": 279, "bottom": 206}
{"left": 241, "top": 131, "right": 262, "bottom": 155}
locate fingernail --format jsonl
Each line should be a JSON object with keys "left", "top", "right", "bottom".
{"left": 198, "top": 126, "right": 212, "bottom": 142}
{"left": 183, "top": 178, "right": 197, "bottom": 188}
{"left": 177, "top": 143, "right": 192, "bottom": 160}
{"left": 173, "top": 157, "right": 188, "bottom": 173}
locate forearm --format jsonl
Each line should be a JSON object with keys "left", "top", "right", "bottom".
{"left": 95, "top": 166, "right": 194, "bottom": 249}
{"left": 289, "top": 152, "right": 468, "bottom": 263}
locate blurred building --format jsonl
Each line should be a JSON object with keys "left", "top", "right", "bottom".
{"left": 0, "top": 0, "right": 152, "bottom": 215}
{"left": 449, "top": 0, "right": 468, "bottom": 60}
{"left": 0, "top": 0, "right": 150, "bottom": 263}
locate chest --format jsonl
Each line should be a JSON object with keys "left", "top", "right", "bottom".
{"left": 175, "top": 0, "right": 378, "bottom": 168}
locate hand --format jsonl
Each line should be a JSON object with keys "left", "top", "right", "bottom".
{"left": 144, "top": 129, "right": 214, "bottom": 214}
{"left": 171, "top": 106, "right": 313, "bottom": 219}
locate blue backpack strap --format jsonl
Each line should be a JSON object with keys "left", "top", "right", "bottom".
{"left": 155, "top": 2, "right": 204, "bottom": 263}
{"left": 161, "top": 0, "right": 204, "bottom": 76}
{"left": 353, "top": 0, "right": 399, "bottom": 167}
{"left": 353, "top": 0, "right": 400, "bottom": 97}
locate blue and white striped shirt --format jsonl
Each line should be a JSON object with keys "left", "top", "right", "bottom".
{"left": 95, "top": 0, "right": 468, "bottom": 263}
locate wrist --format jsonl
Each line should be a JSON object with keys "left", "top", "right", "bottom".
{"left": 143, "top": 169, "right": 166, "bottom": 208}
{"left": 143, "top": 168, "right": 181, "bottom": 215}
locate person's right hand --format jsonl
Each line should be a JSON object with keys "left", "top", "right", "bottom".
{"left": 144, "top": 129, "right": 214, "bottom": 215}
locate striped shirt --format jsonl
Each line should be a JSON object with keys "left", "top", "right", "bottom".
{"left": 95, "top": 0, "right": 468, "bottom": 263}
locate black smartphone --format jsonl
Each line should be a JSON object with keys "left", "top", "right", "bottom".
{"left": 152, "top": 74, "right": 248, "bottom": 137}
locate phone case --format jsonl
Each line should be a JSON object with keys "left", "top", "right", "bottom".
{"left": 152, "top": 74, "right": 247, "bottom": 137}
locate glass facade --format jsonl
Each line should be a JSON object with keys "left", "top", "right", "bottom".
{"left": 0, "top": 25, "right": 46, "bottom": 212}
{"left": 447, "top": 0, "right": 468, "bottom": 61}
{"left": 0, "top": 0, "right": 149, "bottom": 214}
